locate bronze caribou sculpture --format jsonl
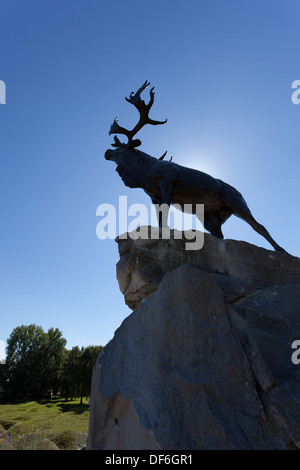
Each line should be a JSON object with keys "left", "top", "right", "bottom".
{"left": 104, "top": 81, "right": 285, "bottom": 252}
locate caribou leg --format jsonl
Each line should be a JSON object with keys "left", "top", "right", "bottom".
{"left": 246, "top": 216, "right": 286, "bottom": 252}
{"left": 151, "top": 196, "right": 164, "bottom": 227}
{"left": 234, "top": 211, "right": 286, "bottom": 252}
{"left": 204, "top": 214, "right": 224, "bottom": 239}
{"left": 158, "top": 181, "right": 173, "bottom": 228}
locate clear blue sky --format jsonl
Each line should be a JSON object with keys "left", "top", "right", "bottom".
{"left": 0, "top": 0, "right": 299, "bottom": 358}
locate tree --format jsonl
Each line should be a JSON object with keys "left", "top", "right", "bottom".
{"left": 46, "top": 328, "right": 67, "bottom": 397}
{"left": 4, "top": 324, "right": 66, "bottom": 399}
{"left": 60, "top": 345, "right": 102, "bottom": 402}
{"left": 78, "top": 346, "right": 102, "bottom": 404}
{"left": 0, "top": 363, "right": 7, "bottom": 397}
{"left": 2, "top": 324, "right": 102, "bottom": 401}
{"left": 60, "top": 346, "right": 81, "bottom": 401}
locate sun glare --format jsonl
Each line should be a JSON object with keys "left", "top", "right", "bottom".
{"left": 177, "top": 149, "right": 226, "bottom": 179}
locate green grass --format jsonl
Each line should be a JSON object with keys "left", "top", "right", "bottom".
{"left": 0, "top": 398, "right": 89, "bottom": 450}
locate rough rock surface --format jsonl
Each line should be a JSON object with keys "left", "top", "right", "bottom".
{"left": 87, "top": 228, "right": 300, "bottom": 450}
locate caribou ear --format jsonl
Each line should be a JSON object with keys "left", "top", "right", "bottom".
{"left": 129, "top": 139, "right": 142, "bottom": 148}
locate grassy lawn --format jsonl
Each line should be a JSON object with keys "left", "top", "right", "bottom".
{"left": 0, "top": 398, "right": 89, "bottom": 450}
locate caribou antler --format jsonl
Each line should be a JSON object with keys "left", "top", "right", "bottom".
{"left": 159, "top": 151, "right": 173, "bottom": 162}
{"left": 109, "top": 81, "right": 167, "bottom": 146}
{"left": 159, "top": 151, "right": 168, "bottom": 161}
{"left": 110, "top": 136, "right": 121, "bottom": 148}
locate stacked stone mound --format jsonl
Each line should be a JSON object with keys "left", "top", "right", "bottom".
{"left": 87, "top": 228, "right": 300, "bottom": 450}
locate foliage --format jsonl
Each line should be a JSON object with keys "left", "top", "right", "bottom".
{"left": 0, "top": 324, "right": 102, "bottom": 401}
{"left": 51, "top": 430, "right": 85, "bottom": 450}
{"left": 0, "top": 428, "right": 60, "bottom": 450}
{"left": 61, "top": 345, "right": 102, "bottom": 403}
{"left": 2, "top": 325, "right": 67, "bottom": 399}
{"left": 0, "top": 325, "right": 102, "bottom": 449}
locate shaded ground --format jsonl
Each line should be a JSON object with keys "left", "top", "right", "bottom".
{"left": 0, "top": 398, "right": 89, "bottom": 450}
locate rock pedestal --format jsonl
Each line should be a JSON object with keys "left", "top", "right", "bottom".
{"left": 87, "top": 229, "right": 300, "bottom": 450}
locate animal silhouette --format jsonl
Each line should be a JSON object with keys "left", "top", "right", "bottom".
{"left": 105, "top": 81, "right": 285, "bottom": 252}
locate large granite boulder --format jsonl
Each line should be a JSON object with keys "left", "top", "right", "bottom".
{"left": 87, "top": 228, "right": 300, "bottom": 450}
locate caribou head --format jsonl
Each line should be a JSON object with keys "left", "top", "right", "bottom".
{"left": 104, "top": 80, "right": 169, "bottom": 165}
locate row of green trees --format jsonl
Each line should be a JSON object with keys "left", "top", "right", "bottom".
{"left": 0, "top": 324, "right": 102, "bottom": 402}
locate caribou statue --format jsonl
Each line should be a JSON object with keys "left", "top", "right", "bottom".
{"left": 104, "top": 81, "right": 285, "bottom": 252}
